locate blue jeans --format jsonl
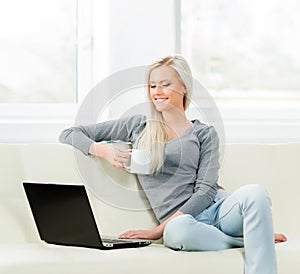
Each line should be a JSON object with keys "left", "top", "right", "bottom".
{"left": 163, "top": 184, "right": 277, "bottom": 274}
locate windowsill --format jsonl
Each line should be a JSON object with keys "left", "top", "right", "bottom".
{"left": 0, "top": 104, "right": 78, "bottom": 143}
{"left": 195, "top": 89, "right": 300, "bottom": 120}
{"left": 0, "top": 103, "right": 78, "bottom": 123}
{"left": 210, "top": 89, "right": 300, "bottom": 100}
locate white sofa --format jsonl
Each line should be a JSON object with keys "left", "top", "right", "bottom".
{"left": 0, "top": 143, "right": 299, "bottom": 274}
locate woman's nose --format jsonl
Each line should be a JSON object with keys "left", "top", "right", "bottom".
{"left": 154, "top": 85, "right": 164, "bottom": 94}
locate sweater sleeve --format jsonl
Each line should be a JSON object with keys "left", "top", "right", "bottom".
{"left": 58, "top": 115, "right": 146, "bottom": 155}
{"left": 179, "top": 125, "right": 220, "bottom": 216}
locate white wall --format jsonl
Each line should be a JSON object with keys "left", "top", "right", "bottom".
{"left": 108, "top": 0, "right": 177, "bottom": 73}
{"left": 89, "top": 0, "right": 178, "bottom": 124}
{"left": 91, "top": 0, "right": 178, "bottom": 84}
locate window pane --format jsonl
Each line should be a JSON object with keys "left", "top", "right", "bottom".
{"left": 0, "top": 0, "right": 77, "bottom": 103}
{"left": 181, "top": 0, "right": 300, "bottom": 91}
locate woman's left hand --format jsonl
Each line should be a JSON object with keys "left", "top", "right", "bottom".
{"left": 119, "top": 228, "right": 162, "bottom": 241}
{"left": 118, "top": 211, "right": 183, "bottom": 241}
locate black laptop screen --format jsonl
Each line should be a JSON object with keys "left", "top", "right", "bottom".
{"left": 23, "top": 183, "right": 102, "bottom": 248}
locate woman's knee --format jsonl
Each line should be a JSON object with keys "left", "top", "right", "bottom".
{"left": 164, "top": 214, "right": 235, "bottom": 251}
{"left": 163, "top": 214, "right": 195, "bottom": 250}
{"left": 239, "top": 184, "right": 271, "bottom": 207}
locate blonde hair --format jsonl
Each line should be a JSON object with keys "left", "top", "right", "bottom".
{"left": 138, "top": 55, "right": 193, "bottom": 174}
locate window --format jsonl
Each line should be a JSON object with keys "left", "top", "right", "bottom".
{"left": 0, "top": 0, "right": 77, "bottom": 104}
{"left": 181, "top": 0, "right": 300, "bottom": 96}
{"left": 181, "top": 0, "right": 300, "bottom": 143}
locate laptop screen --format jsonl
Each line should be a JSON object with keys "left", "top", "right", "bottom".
{"left": 23, "top": 182, "right": 102, "bottom": 248}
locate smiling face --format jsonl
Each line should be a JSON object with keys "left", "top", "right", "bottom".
{"left": 148, "top": 66, "right": 187, "bottom": 113}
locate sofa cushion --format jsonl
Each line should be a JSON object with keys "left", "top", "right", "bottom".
{"left": 0, "top": 244, "right": 244, "bottom": 274}
{"left": 276, "top": 236, "right": 300, "bottom": 273}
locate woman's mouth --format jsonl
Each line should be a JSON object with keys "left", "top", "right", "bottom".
{"left": 155, "top": 97, "right": 168, "bottom": 102}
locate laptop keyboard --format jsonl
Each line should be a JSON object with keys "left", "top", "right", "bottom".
{"left": 102, "top": 238, "right": 134, "bottom": 243}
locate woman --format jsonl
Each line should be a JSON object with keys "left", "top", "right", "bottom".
{"left": 59, "top": 56, "right": 287, "bottom": 274}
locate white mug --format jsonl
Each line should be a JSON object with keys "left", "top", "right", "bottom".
{"left": 125, "top": 149, "right": 151, "bottom": 175}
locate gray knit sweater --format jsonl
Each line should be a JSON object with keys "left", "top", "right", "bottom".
{"left": 59, "top": 115, "right": 221, "bottom": 223}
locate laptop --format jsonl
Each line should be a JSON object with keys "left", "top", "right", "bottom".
{"left": 23, "top": 182, "right": 152, "bottom": 250}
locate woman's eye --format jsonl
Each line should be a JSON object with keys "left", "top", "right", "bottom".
{"left": 150, "top": 83, "right": 170, "bottom": 89}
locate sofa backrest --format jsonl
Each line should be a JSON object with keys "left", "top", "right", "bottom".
{"left": 0, "top": 144, "right": 159, "bottom": 244}
{"left": 0, "top": 143, "right": 299, "bottom": 243}
{"left": 219, "top": 143, "right": 300, "bottom": 236}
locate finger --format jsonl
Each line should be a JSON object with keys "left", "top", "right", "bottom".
{"left": 114, "top": 156, "right": 129, "bottom": 164}
{"left": 118, "top": 165, "right": 131, "bottom": 173}
{"left": 119, "top": 233, "right": 131, "bottom": 239}
{"left": 112, "top": 160, "right": 122, "bottom": 168}
{"left": 112, "top": 161, "right": 131, "bottom": 172}
{"left": 113, "top": 148, "right": 131, "bottom": 158}
{"left": 114, "top": 161, "right": 125, "bottom": 169}
{"left": 119, "top": 231, "right": 137, "bottom": 239}
{"left": 113, "top": 156, "right": 130, "bottom": 167}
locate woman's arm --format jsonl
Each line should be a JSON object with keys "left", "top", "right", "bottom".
{"left": 179, "top": 125, "right": 220, "bottom": 217}
{"left": 59, "top": 115, "right": 145, "bottom": 155}
{"left": 119, "top": 211, "right": 184, "bottom": 240}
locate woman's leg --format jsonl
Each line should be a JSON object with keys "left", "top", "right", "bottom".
{"left": 216, "top": 184, "right": 277, "bottom": 274}
{"left": 163, "top": 214, "right": 244, "bottom": 251}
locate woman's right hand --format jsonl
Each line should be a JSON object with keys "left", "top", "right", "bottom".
{"left": 89, "top": 143, "right": 131, "bottom": 172}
